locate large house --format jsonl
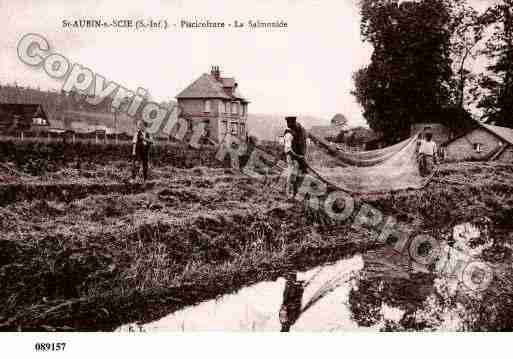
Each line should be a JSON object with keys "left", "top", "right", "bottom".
{"left": 0, "top": 103, "right": 49, "bottom": 134}
{"left": 444, "top": 123, "right": 513, "bottom": 162}
{"left": 176, "top": 66, "right": 249, "bottom": 142}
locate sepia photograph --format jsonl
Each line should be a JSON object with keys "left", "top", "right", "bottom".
{"left": 0, "top": 0, "right": 512, "bottom": 356}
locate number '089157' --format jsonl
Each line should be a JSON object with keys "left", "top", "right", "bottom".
{"left": 34, "top": 342, "right": 66, "bottom": 351}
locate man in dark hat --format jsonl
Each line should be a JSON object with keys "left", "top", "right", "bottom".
{"left": 283, "top": 116, "right": 307, "bottom": 199}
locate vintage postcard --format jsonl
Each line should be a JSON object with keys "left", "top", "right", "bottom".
{"left": 0, "top": 0, "right": 511, "bottom": 356}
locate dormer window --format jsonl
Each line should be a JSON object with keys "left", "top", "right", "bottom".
{"left": 204, "top": 100, "right": 211, "bottom": 113}
{"left": 474, "top": 143, "right": 482, "bottom": 153}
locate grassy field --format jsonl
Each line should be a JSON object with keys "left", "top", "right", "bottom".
{"left": 1, "top": 142, "right": 513, "bottom": 331}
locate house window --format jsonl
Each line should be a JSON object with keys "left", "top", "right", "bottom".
{"left": 232, "top": 102, "right": 238, "bottom": 115}
{"left": 226, "top": 102, "right": 231, "bottom": 114}
{"left": 218, "top": 101, "right": 223, "bottom": 114}
{"left": 230, "top": 122, "right": 237, "bottom": 135}
{"left": 240, "top": 123, "right": 245, "bottom": 136}
{"left": 222, "top": 120, "right": 228, "bottom": 134}
{"left": 204, "top": 100, "right": 211, "bottom": 113}
{"left": 242, "top": 104, "right": 246, "bottom": 116}
{"left": 474, "top": 143, "right": 482, "bottom": 153}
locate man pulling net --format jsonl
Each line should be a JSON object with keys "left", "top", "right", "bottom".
{"left": 417, "top": 132, "right": 438, "bottom": 177}
{"left": 282, "top": 116, "right": 308, "bottom": 200}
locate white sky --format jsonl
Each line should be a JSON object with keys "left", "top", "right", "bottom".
{"left": 0, "top": 0, "right": 496, "bottom": 127}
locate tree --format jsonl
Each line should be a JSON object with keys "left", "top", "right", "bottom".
{"left": 448, "top": 0, "right": 485, "bottom": 109}
{"left": 477, "top": 1, "right": 513, "bottom": 127}
{"left": 353, "top": 0, "right": 456, "bottom": 143}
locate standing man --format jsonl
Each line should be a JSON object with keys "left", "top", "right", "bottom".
{"left": 132, "top": 120, "right": 153, "bottom": 183}
{"left": 418, "top": 132, "right": 437, "bottom": 176}
{"left": 283, "top": 116, "right": 307, "bottom": 199}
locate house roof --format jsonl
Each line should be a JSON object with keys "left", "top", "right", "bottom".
{"left": 0, "top": 103, "right": 48, "bottom": 116}
{"left": 176, "top": 73, "right": 248, "bottom": 102}
{"left": 176, "top": 73, "right": 231, "bottom": 99}
{"left": 481, "top": 124, "right": 513, "bottom": 146}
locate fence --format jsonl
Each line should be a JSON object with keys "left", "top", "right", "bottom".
{"left": 0, "top": 130, "right": 183, "bottom": 147}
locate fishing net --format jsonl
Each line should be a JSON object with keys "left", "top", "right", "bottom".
{"left": 306, "top": 134, "right": 433, "bottom": 194}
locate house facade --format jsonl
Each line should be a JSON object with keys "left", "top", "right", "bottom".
{"left": 444, "top": 124, "right": 513, "bottom": 162}
{"left": 176, "top": 66, "right": 249, "bottom": 143}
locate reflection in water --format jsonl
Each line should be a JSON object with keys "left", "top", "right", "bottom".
{"left": 348, "top": 248, "right": 435, "bottom": 329}
{"left": 279, "top": 271, "right": 304, "bottom": 332}
{"left": 346, "top": 218, "right": 511, "bottom": 331}
{"left": 115, "top": 250, "right": 467, "bottom": 332}
{"left": 117, "top": 256, "right": 365, "bottom": 332}
{"left": 117, "top": 219, "right": 510, "bottom": 332}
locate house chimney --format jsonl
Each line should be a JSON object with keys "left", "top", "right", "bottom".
{"left": 211, "top": 65, "right": 221, "bottom": 81}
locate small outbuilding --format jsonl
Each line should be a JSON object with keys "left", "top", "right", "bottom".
{"left": 443, "top": 123, "right": 513, "bottom": 162}
{"left": 0, "top": 103, "right": 50, "bottom": 133}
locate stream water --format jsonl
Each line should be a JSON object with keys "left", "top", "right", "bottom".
{"left": 116, "top": 253, "right": 464, "bottom": 332}
{"left": 117, "top": 220, "right": 503, "bottom": 332}
{"left": 117, "top": 256, "right": 373, "bottom": 331}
